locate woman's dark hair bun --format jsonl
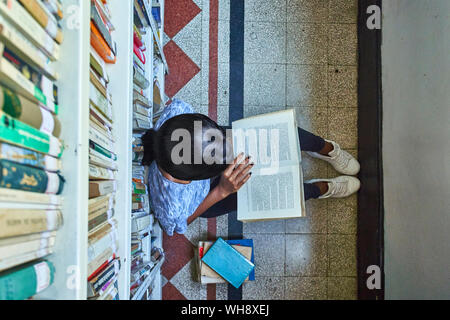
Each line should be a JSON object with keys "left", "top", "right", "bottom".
{"left": 141, "top": 129, "right": 158, "bottom": 166}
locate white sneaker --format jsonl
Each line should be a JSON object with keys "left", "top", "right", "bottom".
{"left": 306, "top": 176, "right": 361, "bottom": 199}
{"left": 306, "top": 140, "right": 360, "bottom": 175}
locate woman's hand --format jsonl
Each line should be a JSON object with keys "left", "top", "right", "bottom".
{"left": 216, "top": 153, "right": 254, "bottom": 199}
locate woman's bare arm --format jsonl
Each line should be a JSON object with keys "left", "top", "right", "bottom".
{"left": 187, "top": 153, "right": 253, "bottom": 225}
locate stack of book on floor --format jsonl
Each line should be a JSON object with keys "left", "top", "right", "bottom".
{"left": 195, "top": 238, "right": 255, "bottom": 288}
{"left": 87, "top": 0, "right": 119, "bottom": 301}
{"left": 0, "top": 0, "right": 64, "bottom": 300}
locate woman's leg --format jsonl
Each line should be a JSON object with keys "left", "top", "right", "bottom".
{"left": 298, "top": 127, "right": 326, "bottom": 153}
{"left": 201, "top": 177, "right": 237, "bottom": 218}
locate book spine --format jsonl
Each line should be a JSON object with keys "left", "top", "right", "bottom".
{"left": 0, "top": 15, "right": 57, "bottom": 80}
{"left": 133, "top": 66, "right": 149, "bottom": 89}
{"left": 0, "top": 187, "right": 61, "bottom": 205}
{"left": 0, "top": 247, "right": 53, "bottom": 272}
{"left": 90, "top": 48, "right": 109, "bottom": 83}
{"left": 89, "top": 164, "right": 115, "bottom": 180}
{"left": 0, "top": 159, "right": 64, "bottom": 194}
{"left": 41, "top": 0, "right": 63, "bottom": 20}
{"left": 90, "top": 21, "right": 116, "bottom": 64}
{"left": 2, "top": 46, "right": 58, "bottom": 104}
{"left": 17, "top": 0, "right": 63, "bottom": 44}
{"left": 0, "top": 86, "right": 61, "bottom": 137}
{"left": 0, "top": 260, "right": 55, "bottom": 300}
{"left": 0, "top": 209, "right": 62, "bottom": 238}
{"left": 89, "top": 181, "right": 117, "bottom": 198}
{"left": 88, "top": 210, "right": 113, "bottom": 232}
{"left": 89, "top": 125, "right": 114, "bottom": 154}
{"left": 89, "top": 152, "right": 117, "bottom": 171}
{"left": 0, "top": 112, "right": 62, "bottom": 157}
{"left": 0, "top": 55, "right": 58, "bottom": 113}
{"left": 0, "top": 236, "right": 55, "bottom": 260}
{"left": 90, "top": 82, "right": 112, "bottom": 121}
{"left": 89, "top": 140, "right": 117, "bottom": 161}
{"left": 91, "top": 2, "right": 115, "bottom": 55}
{"left": 0, "top": 0, "right": 60, "bottom": 61}
{"left": 89, "top": 70, "right": 107, "bottom": 99}
{"left": 87, "top": 248, "right": 114, "bottom": 278}
{"left": 0, "top": 142, "right": 61, "bottom": 172}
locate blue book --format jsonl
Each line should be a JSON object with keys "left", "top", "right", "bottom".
{"left": 201, "top": 238, "right": 255, "bottom": 289}
{"left": 226, "top": 239, "right": 255, "bottom": 281}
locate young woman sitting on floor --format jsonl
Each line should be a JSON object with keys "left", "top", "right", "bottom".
{"left": 143, "top": 99, "right": 360, "bottom": 236}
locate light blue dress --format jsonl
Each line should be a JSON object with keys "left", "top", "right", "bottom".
{"left": 147, "top": 99, "right": 210, "bottom": 236}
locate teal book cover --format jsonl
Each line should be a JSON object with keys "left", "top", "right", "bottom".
{"left": 201, "top": 237, "right": 255, "bottom": 289}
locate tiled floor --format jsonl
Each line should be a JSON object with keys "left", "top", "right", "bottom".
{"left": 162, "top": 0, "right": 358, "bottom": 300}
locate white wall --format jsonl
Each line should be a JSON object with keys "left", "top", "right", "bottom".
{"left": 382, "top": 0, "right": 450, "bottom": 299}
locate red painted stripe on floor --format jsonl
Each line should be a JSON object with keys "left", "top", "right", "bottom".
{"left": 207, "top": 0, "right": 219, "bottom": 301}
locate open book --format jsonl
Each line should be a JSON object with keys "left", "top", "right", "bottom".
{"left": 232, "top": 109, "right": 306, "bottom": 222}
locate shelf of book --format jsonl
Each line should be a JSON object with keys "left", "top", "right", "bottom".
{"left": 0, "top": 0, "right": 166, "bottom": 300}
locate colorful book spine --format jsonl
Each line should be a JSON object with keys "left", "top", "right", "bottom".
{"left": 89, "top": 140, "right": 117, "bottom": 161}
{"left": 0, "top": 159, "right": 64, "bottom": 194}
{"left": 91, "top": 2, "right": 116, "bottom": 55}
{"left": 0, "top": 15, "right": 57, "bottom": 80}
{"left": 0, "top": 209, "right": 63, "bottom": 238}
{"left": 0, "top": 86, "right": 61, "bottom": 137}
{"left": 90, "top": 21, "right": 116, "bottom": 64}
{"left": 0, "top": 260, "right": 55, "bottom": 300}
{"left": 0, "top": 49, "right": 58, "bottom": 114}
{"left": 2, "top": 45, "right": 58, "bottom": 104}
{"left": 0, "top": 111, "right": 63, "bottom": 157}
{"left": 17, "top": 0, "right": 63, "bottom": 44}
{"left": 0, "top": 0, "right": 60, "bottom": 61}
{"left": 0, "top": 142, "right": 61, "bottom": 172}
{"left": 89, "top": 125, "right": 114, "bottom": 154}
{"left": 41, "top": 0, "right": 63, "bottom": 21}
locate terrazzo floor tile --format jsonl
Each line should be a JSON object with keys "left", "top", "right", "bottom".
{"left": 294, "top": 107, "right": 329, "bottom": 140}
{"left": 216, "top": 283, "right": 229, "bottom": 300}
{"left": 301, "top": 153, "right": 328, "bottom": 180}
{"left": 286, "top": 199, "right": 328, "bottom": 234}
{"left": 244, "top": 22, "right": 286, "bottom": 64}
{"left": 287, "top": 23, "right": 328, "bottom": 65}
{"left": 327, "top": 234, "right": 357, "bottom": 277}
{"left": 245, "top": 0, "right": 287, "bottom": 22}
{"left": 202, "top": 63, "right": 230, "bottom": 105}
{"left": 285, "top": 234, "right": 327, "bottom": 276}
{"left": 173, "top": 13, "right": 203, "bottom": 67}
{"left": 328, "top": 108, "right": 358, "bottom": 149}
{"left": 185, "top": 217, "right": 201, "bottom": 245}
{"left": 174, "top": 72, "right": 202, "bottom": 106}
{"left": 328, "top": 194, "right": 357, "bottom": 234}
{"left": 284, "top": 277, "right": 327, "bottom": 300}
{"left": 287, "top": 0, "right": 329, "bottom": 23}
{"left": 170, "top": 259, "right": 207, "bottom": 300}
{"left": 287, "top": 65, "right": 328, "bottom": 107}
{"left": 328, "top": 66, "right": 358, "bottom": 107}
{"left": 327, "top": 277, "right": 357, "bottom": 300}
{"left": 202, "top": 0, "right": 230, "bottom": 21}
{"left": 243, "top": 105, "right": 286, "bottom": 118}
{"left": 242, "top": 277, "right": 285, "bottom": 300}
{"left": 329, "top": 0, "right": 358, "bottom": 23}
{"left": 328, "top": 24, "right": 358, "bottom": 65}
{"left": 244, "top": 64, "right": 286, "bottom": 106}
{"left": 201, "top": 105, "right": 230, "bottom": 126}
{"left": 244, "top": 233, "right": 286, "bottom": 277}
{"left": 243, "top": 220, "right": 286, "bottom": 234}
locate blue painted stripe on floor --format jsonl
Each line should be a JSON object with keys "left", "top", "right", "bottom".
{"left": 228, "top": 0, "right": 245, "bottom": 301}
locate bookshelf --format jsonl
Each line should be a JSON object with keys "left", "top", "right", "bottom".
{"left": 29, "top": 0, "right": 168, "bottom": 300}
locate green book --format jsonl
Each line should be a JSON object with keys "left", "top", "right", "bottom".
{"left": 0, "top": 159, "right": 64, "bottom": 194}
{"left": 0, "top": 260, "right": 55, "bottom": 300}
{"left": 0, "top": 111, "right": 63, "bottom": 158}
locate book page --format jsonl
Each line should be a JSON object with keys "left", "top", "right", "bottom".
{"left": 237, "top": 164, "right": 305, "bottom": 221}
{"left": 232, "top": 109, "right": 306, "bottom": 221}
